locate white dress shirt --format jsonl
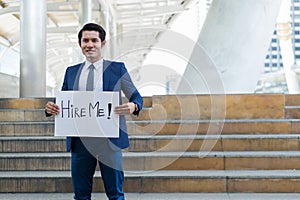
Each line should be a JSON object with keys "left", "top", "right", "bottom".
{"left": 78, "top": 59, "right": 103, "bottom": 91}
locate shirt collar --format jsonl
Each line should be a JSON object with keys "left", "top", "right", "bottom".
{"left": 85, "top": 59, "right": 103, "bottom": 71}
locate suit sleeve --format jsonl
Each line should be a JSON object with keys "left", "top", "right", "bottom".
{"left": 61, "top": 68, "right": 69, "bottom": 91}
{"left": 120, "top": 63, "right": 143, "bottom": 116}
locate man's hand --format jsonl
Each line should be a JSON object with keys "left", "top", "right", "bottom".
{"left": 45, "top": 101, "right": 60, "bottom": 115}
{"left": 114, "top": 102, "right": 136, "bottom": 115}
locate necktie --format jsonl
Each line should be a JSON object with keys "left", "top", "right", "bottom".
{"left": 86, "top": 64, "right": 94, "bottom": 91}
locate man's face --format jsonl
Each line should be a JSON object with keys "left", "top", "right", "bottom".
{"left": 79, "top": 30, "right": 106, "bottom": 63}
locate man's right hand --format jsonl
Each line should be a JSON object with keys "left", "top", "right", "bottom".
{"left": 45, "top": 101, "right": 60, "bottom": 115}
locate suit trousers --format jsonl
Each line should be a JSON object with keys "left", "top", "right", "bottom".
{"left": 71, "top": 137, "right": 125, "bottom": 200}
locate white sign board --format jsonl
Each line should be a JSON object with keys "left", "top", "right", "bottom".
{"left": 55, "top": 91, "right": 119, "bottom": 137}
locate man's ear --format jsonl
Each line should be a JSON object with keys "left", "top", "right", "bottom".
{"left": 101, "top": 40, "right": 106, "bottom": 48}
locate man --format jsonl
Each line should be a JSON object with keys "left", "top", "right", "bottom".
{"left": 45, "top": 23, "right": 143, "bottom": 200}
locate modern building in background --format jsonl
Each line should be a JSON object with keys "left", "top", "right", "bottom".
{"left": 257, "top": 0, "right": 300, "bottom": 93}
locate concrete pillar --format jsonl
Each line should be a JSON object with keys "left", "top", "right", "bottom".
{"left": 103, "top": 9, "right": 111, "bottom": 59}
{"left": 277, "top": 0, "right": 299, "bottom": 93}
{"left": 97, "top": 0, "right": 113, "bottom": 58}
{"left": 78, "top": 0, "right": 92, "bottom": 62}
{"left": 20, "top": 0, "right": 47, "bottom": 97}
{"left": 79, "top": 0, "right": 92, "bottom": 25}
{"left": 111, "top": 21, "right": 119, "bottom": 59}
{"left": 177, "top": 0, "right": 282, "bottom": 94}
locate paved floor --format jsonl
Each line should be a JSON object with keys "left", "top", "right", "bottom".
{"left": 0, "top": 193, "right": 300, "bottom": 200}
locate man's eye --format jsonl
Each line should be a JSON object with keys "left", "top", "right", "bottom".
{"left": 92, "top": 39, "right": 98, "bottom": 43}
{"left": 83, "top": 39, "right": 89, "bottom": 43}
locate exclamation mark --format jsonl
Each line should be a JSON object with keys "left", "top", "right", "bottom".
{"left": 107, "top": 103, "right": 112, "bottom": 119}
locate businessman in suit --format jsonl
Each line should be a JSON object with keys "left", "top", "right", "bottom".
{"left": 45, "top": 23, "right": 143, "bottom": 200}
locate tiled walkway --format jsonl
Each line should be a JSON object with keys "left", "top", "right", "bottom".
{"left": 0, "top": 193, "right": 300, "bottom": 200}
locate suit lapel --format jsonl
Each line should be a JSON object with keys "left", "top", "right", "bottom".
{"left": 73, "top": 62, "right": 85, "bottom": 90}
{"left": 103, "top": 60, "right": 111, "bottom": 91}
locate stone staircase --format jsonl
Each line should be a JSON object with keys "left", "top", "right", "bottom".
{"left": 1, "top": 94, "right": 300, "bottom": 194}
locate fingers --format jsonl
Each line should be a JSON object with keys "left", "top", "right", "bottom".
{"left": 45, "top": 101, "right": 60, "bottom": 115}
{"left": 114, "top": 102, "right": 135, "bottom": 115}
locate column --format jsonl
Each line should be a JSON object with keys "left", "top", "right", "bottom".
{"left": 97, "top": 0, "right": 113, "bottom": 59}
{"left": 177, "top": 0, "right": 283, "bottom": 94}
{"left": 20, "top": 0, "right": 47, "bottom": 97}
{"left": 111, "top": 21, "right": 119, "bottom": 59}
{"left": 103, "top": 8, "right": 111, "bottom": 59}
{"left": 78, "top": 0, "right": 92, "bottom": 62}
{"left": 79, "top": 0, "right": 92, "bottom": 25}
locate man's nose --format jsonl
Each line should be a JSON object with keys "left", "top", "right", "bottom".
{"left": 86, "top": 40, "right": 94, "bottom": 47}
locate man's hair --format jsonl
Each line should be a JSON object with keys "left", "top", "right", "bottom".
{"left": 78, "top": 23, "right": 106, "bottom": 45}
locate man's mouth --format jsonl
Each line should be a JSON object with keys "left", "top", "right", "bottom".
{"left": 86, "top": 49, "right": 94, "bottom": 53}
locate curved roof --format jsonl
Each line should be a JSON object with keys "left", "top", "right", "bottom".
{"left": 0, "top": 0, "right": 194, "bottom": 89}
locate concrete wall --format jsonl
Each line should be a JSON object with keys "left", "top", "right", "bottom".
{"left": 0, "top": 73, "right": 54, "bottom": 98}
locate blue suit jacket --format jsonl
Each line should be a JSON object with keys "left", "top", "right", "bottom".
{"left": 61, "top": 60, "right": 143, "bottom": 151}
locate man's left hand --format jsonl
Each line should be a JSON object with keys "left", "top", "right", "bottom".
{"left": 114, "top": 102, "right": 136, "bottom": 115}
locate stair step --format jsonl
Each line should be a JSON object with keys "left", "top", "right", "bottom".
{"left": 150, "top": 94, "right": 285, "bottom": 120}
{"left": 128, "top": 119, "right": 300, "bottom": 135}
{"left": 0, "top": 95, "right": 286, "bottom": 120}
{"left": 129, "top": 134, "right": 300, "bottom": 152}
{"left": 0, "top": 94, "right": 297, "bottom": 122}
{"left": 285, "top": 94, "right": 300, "bottom": 106}
{"left": 0, "top": 122, "right": 53, "bottom": 136}
{"left": 285, "top": 106, "right": 300, "bottom": 119}
{"left": 0, "top": 106, "right": 291, "bottom": 122}
{"left": 1, "top": 134, "right": 299, "bottom": 153}
{"left": 1, "top": 119, "right": 299, "bottom": 136}
{"left": 0, "top": 136, "right": 66, "bottom": 152}
{"left": 0, "top": 109, "right": 54, "bottom": 122}
{"left": 0, "top": 98, "right": 52, "bottom": 109}
{"left": 1, "top": 151, "right": 300, "bottom": 171}
{"left": 1, "top": 170, "right": 300, "bottom": 193}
